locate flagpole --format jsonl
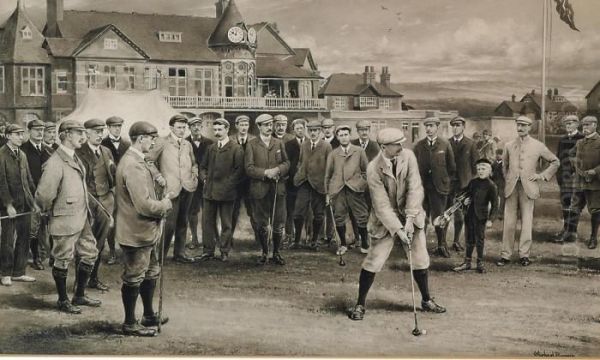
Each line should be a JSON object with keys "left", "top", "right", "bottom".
{"left": 540, "top": 0, "right": 548, "bottom": 144}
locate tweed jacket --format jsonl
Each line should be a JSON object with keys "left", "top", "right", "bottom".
{"left": 556, "top": 131, "right": 584, "bottom": 190}
{"left": 101, "top": 136, "right": 131, "bottom": 164}
{"left": 285, "top": 136, "right": 305, "bottom": 190}
{"left": 574, "top": 132, "right": 600, "bottom": 191}
{"left": 449, "top": 136, "right": 478, "bottom": 190}
{"left": 115, "top": 149, "right": 172, "bottom": 248}
{"left": 147, "top": 133, "right": 198, "bottom": 196}
{"left": 351, "top": 138, "right": 380, "bottom": 162}
{"left": 324, "top": 144, "right": 368, "bottom": 196}
{"left": 413, "top": 137, "right": 456, "bottom": 195}
{"left": 293, "top": 139, "right": 332, "bottom": 194}
{"left": 366, "top": 150, "right": 426, "bottom": 241}
{"left": 21, "top": 140, "right": 51, "bottom": 187}
{"left": 244, "top": 136, "right": 290, "bottom": 199}
{"left": 76, "top": 142, "right": 116, "bottom": 198}
{"left": 0, "top": 145, "right": 36, "bottom": 214}
{"left": 36, "top": 147, "right": 90, "bottom": 236}
{"left": 200, "top": 140, "right": 244, "bottom": 202}
{"left": 503, "top": 135, "right": 559, "bottom": 199}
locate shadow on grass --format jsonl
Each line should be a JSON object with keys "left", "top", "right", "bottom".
{"left": 1, "top": 293, "right": 55, "bottom": 311}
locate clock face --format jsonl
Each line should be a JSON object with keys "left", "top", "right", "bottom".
{"left": 227, "top": 27, "right": 244, "bottom": 43}
{"left": 248, "top": 28, "right": 257, "bottom": 44}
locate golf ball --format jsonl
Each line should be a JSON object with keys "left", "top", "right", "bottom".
{"left": 421, "top": 329, "right": 427, "bottom": 335}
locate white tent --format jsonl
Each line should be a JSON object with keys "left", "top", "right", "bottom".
{"left": 61, "top": 89, "right": 179, "bottom": 138}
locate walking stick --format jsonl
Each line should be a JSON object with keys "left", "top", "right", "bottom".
{"left": 267, "top": 178, "right": 279, "bottom": 264}
{"left": 328, "top": 204, "right": 345, "bottom": 266}
{"left": 157, "top": 195, "right": 168, "bottom": 333}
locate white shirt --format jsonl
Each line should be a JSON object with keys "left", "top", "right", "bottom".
{"left": 310, "top": 139, "right": 320, "bottom": 149}
{"left": 30, "top": 140, "right": 43, "bottom": 152}
{"left": 108, "top": 135, "right": 121, "bottom": 149}
{"left": 217, "top": 137, "right": 230, "bottom": 148}
{"left": 260, "top": 134, "right": 271, "bottom": 146}
{"left": 426, "top": 136, "right": 438, "bottom": 146}
{"left": 190, "top": 135, "right": 202, "bottom": 147}
{"left": 323, "top": 136, "right": 334, "bottom": 143}
{"left": 237, "top": 135, "right": 248, "bottom": 145}
{"left": 452, "top": 135, "right": 464, "bottom": 142}
{"left": 129, "top": 146, "right": 145, "bottom": 160}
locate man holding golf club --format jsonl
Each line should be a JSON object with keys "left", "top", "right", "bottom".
{"left": 349, "top": 128, "right": 446, "bottom": 323}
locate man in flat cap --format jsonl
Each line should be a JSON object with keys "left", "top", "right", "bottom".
{"left": 0, "top": 124, "right": 38, "bottom": 286}
{"left": 553, "top": 115, "right": 585, "bottom": 244}
{"left": 21, "top": 119, "right": 50, "bottom": 271}
{"left": 573, "top": 116, "right": 600, "bottom": 249}
{"left": 116, "top": 121, "right": 174, "bottom": 336}
{"left": 414, "top": 117, "right": 456, "bottom": 258}
{"left": 448, "top": 116, "right": 478, "bottom": 252}
{"left": 325, "top": 125, "right": 369, "bottom": 255}
{"left": 349, "top": 128, "right": 446, "bottom": 321}
{"left": 273, "top": 114, "right": 295, "bottom": 144}
{"left": 479, "top": 129, "right": 496, "bottom": 162}
{"left": 75, "top": 119, "right": 116, "bottom": 291}
{"left": 197, "top": 119, "right": 244, "bottom": 262}
{"left": 36, "top": 120, "right": 101, "bottom": 313}
{"left": 43, "top": 122, "right": 59, "bottom": 152}
{"left": 284, "top": 118, "right": 307, "bottom": 248}
{"left": 292, "top": 119, "right": 332, "bottom": 251}
{"left": 185, "top": 117, "right": 214, "bottom": 250}
{"left": 231, "top": 115, "right": 258, "bottom": 240}
{"left": 351, "top": 120, "right": 380, "bottom": 162}
{"left": 147, "top": 114, "right": 198, "bottom": 263}
{"left": 245, "top": 113, "right": 290, "bottom": 265}
{"left": 497, "top": 116, "right": 559, "bottom": 267}
{"left": 321, "top": 118, "right": 340, "bottom": 149}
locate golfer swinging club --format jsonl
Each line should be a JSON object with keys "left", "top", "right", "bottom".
{"left": 349, "top": 128, "right": 446, "bottom": 322}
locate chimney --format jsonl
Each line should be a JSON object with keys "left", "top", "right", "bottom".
{"left": 380, "top": 66, "right": 391, "bottom": 88}
{"left": 363, "top": 66, "right": 376, "bottom": 85}
{"left": 511, "top": 94, "right": 516, "bottom": 102}
{"left": 531, "top": 89, "right": 536, "bottom": 95}
{"left": 363, "top": 66, "right": 370, "bottom": 85}
{"left": 215, "top": 0, "right": 229, "bottom": 18}
{"left": 45, "top": 0, "right": 64, "bottom": 38}
{"left": 554, "top": 88, "right": 558, "bottom": 96}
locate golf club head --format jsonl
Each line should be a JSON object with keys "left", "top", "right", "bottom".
{"left": 412, "top": 328, "right": 426, "bottom": 336}
{"left": 339, "top": 257, "right": 346, "bottom": 266}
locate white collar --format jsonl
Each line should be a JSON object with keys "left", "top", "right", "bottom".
{"left": 129, "top": 146, "right": 145, "bottom": 160}
{"left": 360, "top": 139, "right": 369, "bottom": 145}
{"left": 426, "top": 136, "right": 437, "bottom": 143}
{"left": 323, "top": 136, "right": 333, "bottom": 142}
{"left": 453, "top": 135, "right": 463, "bottom": 142}
{"left": 108, "top": 135, "right": 121, "bottom": 142}
{"left": 217, "top": 137, "right": 230, "bottom": 147}
{"left": 568, "top": 130, "right": 579, "bottom": 137}
{"left": 59, "top": 144, "right": 75, "bottom": 158}
{"left": 260, "top": 134, "right": 271, "bottom": 145}
{"left": 30, "top": 140, "right": 42, "bottom": 148}
{"left": 311, "top": 139, "right": 320, "bottom": 147}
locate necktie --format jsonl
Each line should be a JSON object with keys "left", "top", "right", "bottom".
{"left": 344, "top": 147, "right": 348, "bottom": 155}
{"left": 390, "top": 158, "right": 397, "bottom": 177}
{"left": 311, "top": 142, "right": 315, "bottom": 151}
{"left": 111, "top": 138, "right": 120, "bottom": 143}
{"left": 14, "top": 149, "right": 19, "bottom": 158}
{"left": 95, "top": 149, "right": 100, "bottom": 159}
{"left": 36, "top": 144, "right": 41, "bottom": 152}
{"left": 218, "top": 142, "right": 223, "bottom": 149}
{"left": 429, "top": 140, "right": 434, "bottom": 148}
{"left": 361, "top": 142, "right": 366, "bottom": 149}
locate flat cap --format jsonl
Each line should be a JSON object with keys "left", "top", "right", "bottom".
{"left": 321, "top": 118, "right": 335, "bottom": 127}
{"left": 5, "top": 124, "right": 25, "bottom": 134}
{"left": 235, "top": 115, "right": 250, "bottom": 124}
{"left": 105, "top": 116, "right": 124, "bottom": 126}
{"left": 84, "top": 118, "right": 105, "bottom": 130}
{"left": 515, "top": 116, "right": 533, "bottom": 125}
{"left": 335, "top": 124, "right": 352, "bottom": 134}
{"left": 256, "top": 114, "right": 274, "bottom": 126}
{"left": 355, "top": 119, "right": 371, "bottom": 129}
{"left": 44, "top": 121, "right": 56, "bottom": 130}
{"left": 581, "top": 116, "right": 598, "bottom": 124}
{"left": 423, "top": 117, "right": 440, "bottom": 125}
{"left": 27, "top": 119, "right": 45, "bottom": 130}
{"left": 307, "top": 119, "right": 322, "bottom": 129}
{"left": 188, "top": 117, "right": 203, "bottom": 126}
{"left": 291, "top": 118, "right": 307, "bottom": 127}
{"left": 129, "top": 121, "right": 158, "bottom": 137}
{"left": 562, "top": 114, "right": 579, "bottom": 124}
{"left": 377, "top": 128, "right": 406, "bottom": 145}
{"left": 450, "top": 116, "right": 466, "bottom": 125}
{"left": 274, "top": 114, "right": 288, "bottom": 123}
{"left": 58, "top": 120, "right": 85, "bottom": 133}
{"left": 169, "top": 114, "right": 188, "bottom": 126}
{"left": 213, "top": 118, "right": 230, "bottom": 127}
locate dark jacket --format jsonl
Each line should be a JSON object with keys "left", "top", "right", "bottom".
{"left": 21, "top": 140, "right": 51, "bottom": 187}
{"left": 200, "top": 140, "right": 244, "bottom": 202}
{"left": 351, "top": 138, "right": 380, "bottom": 162}
{"left": 556, "top": 131, "right": 584, "bottom": 190}
{"left": 466, "top": 177, "right": 498, "bottom": 221}
{"left": 75, "top": 143, "right": 116, "bottom": 197}
{"left": 491, "top": 159, "right": 505, "bottom": 188}
{"left": 244, "top": 136, "right": 290, "bottom": 199}
{"left": 101, "top": 136, "right": 131, "bottom": 164}
{"left": 187, "top": 135, "right": 214, "bottom": 194}
{"left": 293, "top": 139, "right": 332, "bottom": 194}
{"left": 285, "top": 137, "right": 304, "bottom": 190}
{"left": 413, "top": 137, "right": 456, "bottom": 195}
{"left": 0, "top": 145, "right": 35, "bottom": 214}
{"left": 574, "top": 132, "right": 600, "bottom": 191}
{"left": 449, "top": 136, "right": 478, "bottom": 190}
{"left": 324, "top": 136, "right": 340, "bottom": 149}
{"left": 230, "top": 134, "right": 256, "bottom": 194}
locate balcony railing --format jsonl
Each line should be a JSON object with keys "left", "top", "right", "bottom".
{"left": 165, "top": 96, "right": 327, "bottom": 110}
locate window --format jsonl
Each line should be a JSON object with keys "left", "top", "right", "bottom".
{"left": 104, "top": 38, "right": 118, "bottom": 50}
{"left": 194, "top": 68, "right": 213, "bottom": 97}
{"left": 104, "top": 65, "right": 116, "bottom": 89}
{"left": 248, "top": 75, "right": 254, "bottom": 97}
{"left": 411, "top": 122, "right": 420, "bottom": 143}
{"left": 21, "top": 26, "right": 32, "bottom": 40}
{"left": 0, "top": 66, "right": 4, "bottom": 93}
{"left": 87, "top": 64, "right": 98, "bottom": 88}
{"left": 168, "top": 67, "right": 187, "bottom": 96}
{"left": 124, "top": 66, "right": 135, "bottom": 90}
{"left": 144, "top": 67, "right": 157, "bottom": 90}
{"left": 333, "top": 96, "right": 348, "bottom": 110}
{"left": 21, "top": 66, "right": 45, "bottom": 96}
{"left": 402, "top": 122, "right": 409, "bottom": 133}
{"left": 224, "top": 76, "right": 233, "bottom": 97}
{"left": 359, "top": 96, "right": 377, "bottom": 108}
{"left": 236, "top": 76, "right": 247, "bottom": 97}
{"left": 379, "top": 98, "right": 392, "bottom": 110}
{"left": 158, "top": 32, "right": 182, "bottom": 43}
{"left": 56, "top": 71, "right": 68, "bottom": 94}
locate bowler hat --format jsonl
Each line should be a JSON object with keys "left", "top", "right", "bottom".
{"left": 129, "top": 121, "right": 158, "bottom": 137}
{"left": 377, "top": 128, "right": 406, "bottom": 145}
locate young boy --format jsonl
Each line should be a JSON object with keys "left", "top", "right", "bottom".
{"left": 453, "top": 158, "right": 498, "bottom": 273}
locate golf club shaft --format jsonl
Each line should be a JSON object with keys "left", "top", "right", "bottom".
{"left": 407, "top": 238, "right": 419, "bottom": 331}
{"left": 328, "top": 203, "right": 345, "bottom": 265}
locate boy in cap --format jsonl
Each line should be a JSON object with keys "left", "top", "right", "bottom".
{"left": 0, "top": 124, "right": 38, "bottom": 286}
{"left": 349, "top": 128, "right": 445, "bottom": 320}
{"left": 453, "top": 158, "right": 498, "bottom": 273}
{"left": 479, "top": 129, "right": 496, "bottom": 162}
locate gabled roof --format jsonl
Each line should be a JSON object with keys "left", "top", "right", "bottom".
{"left": 71, "top": 24, "right": 149, "bottom": 59}
{"left": 256, "top": 55, "right": 320, "bottom": 79}
{"left": 520, "top": 92, "right": 577, "bottom": 112}
{"left": 319, "top": 73, "right": 402, "bottom": 97}
{"left": 250, "top": 22, "right": 295, "bottom": 56}
{"left": 291, "top": 48, "right": 317, "bottom": 70}
{"left": 208, "top": 0, "right": 247, "bottom": 48}
{"left": 494, "top": 101, "right": 537, "bottom": 115}
{"left": 586, "top": 80, "right": 600, "bottom": 99}
{"left": 52, "top": 10, "right": 220, "bottom": 62}
{"left": 0, "top": 1, "right": 50, "bottom": 63}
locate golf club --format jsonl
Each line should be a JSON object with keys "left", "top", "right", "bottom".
{"left": 328, "top": 203, "right": 345, "bottom": 266}
{"left": 266, "top": 177, "right": 279, "bottom": 264}
{"left": 406, "top": 233, "right": 426, "bottom": 336}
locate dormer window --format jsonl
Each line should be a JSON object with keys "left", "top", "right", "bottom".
{"left": 159, "top": 32, "right": 182, "bottom": 43}
{"left": 21, "top": 26, "right": 32, "bottom": 40}
{"left": 104, "top": 38, "right": 118, "bottom": 50}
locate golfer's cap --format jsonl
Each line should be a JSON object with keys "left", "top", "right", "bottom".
{"left": 450, "top": 116, "right": 466, "bottom": 125}
{"left": 129, "top": 121, "right": 158, "bottom": 137}
{"left": 213, "top": 118, "right": 230, "bottom": 127}
{"left": 105, "top": 116, "right": 124, "bottom": 126}
{"left": 58, "top": 120, "right": 85, "bottom": 133}
{"left": 307, "top": 119, "right": 322, "bottom": 129}
{"left": 274, "top": 114, "right": 288, "bottom": 123}
{"left": 168, "top": 114, "right": 188, "bottom": 126}
{"left": 83, "top": 118, "right": 105, "bottom": 130}
{"left": 581, "top": 116, "right": 598, "bottom": 125}
{"left": 355, "top": 119, "right": 371, "bottom": 129}
{"left": 27, "top": 119, "right": 45, "bottom": 130}
{"left": 562, "top": 114, "right": 579, "bottom": 124}
{"left": 188, "top": 117, "right": 203, "bottom": 126}
{"left": 377, "top": 128, "right": 406, "bottom": 145}
{"left": 44, "top": 121, "right": 56, "bottom": 130}
{"left": 515, "top": 116, "right": 533, "bottom": 125}
{"left": 256, "top": 114, "right": 274, "bottom": 126}
{"left": 5, "top": 124, "right": 25, "bottom": 134}
{"left": 321, "top": 118, "right": 335, "bottom": 127}
{"left": 291, "top": 118, "right": 307, "bottom": 127}
{"left": 235, "top": 115, "right": 250, "bottom": 124}
{"left": 423, "top": 117, "right": 440, "bottom": 125}
{"left": 336, "top": 125, "right": 352, "bottom": 134}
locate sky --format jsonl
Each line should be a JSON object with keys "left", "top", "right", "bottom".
{"left": 1, "top": 0, "right": 599, "bottom": 100}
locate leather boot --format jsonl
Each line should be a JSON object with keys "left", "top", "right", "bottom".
{"left": 52, "top": 267, "right": 81, "bottom": 314}
{"left": 122, "top": 284, "right": 156, "bottom": 337}
{"left": 290, "top": 218, "right": 304, "bottom": 249}
{"left": 589, "top": 213, "right": 600, "bottom": 249}
{"left": 435, "top": 226, "right": 450, "bottom": 258}
{"left": 139, "top": 279, "right": 169, "bottom": 326}
{"left": 271, "top": 232, "right": 286, "bottom": 265}
{"left": 72, "top": 263, "right": 101, "bottom": 307}
{"left": 309, "top": 218, "right": 323, "bottom": 251}
{"left": 336, "top": 225, "right": 347, "bottom": 247}
{"left": 358, "top": 226, "right": 369, "bottom": 252}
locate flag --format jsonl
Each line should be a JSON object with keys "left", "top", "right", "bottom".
{"left": 554, "top": 0, "right": 579, "bottom": 31}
